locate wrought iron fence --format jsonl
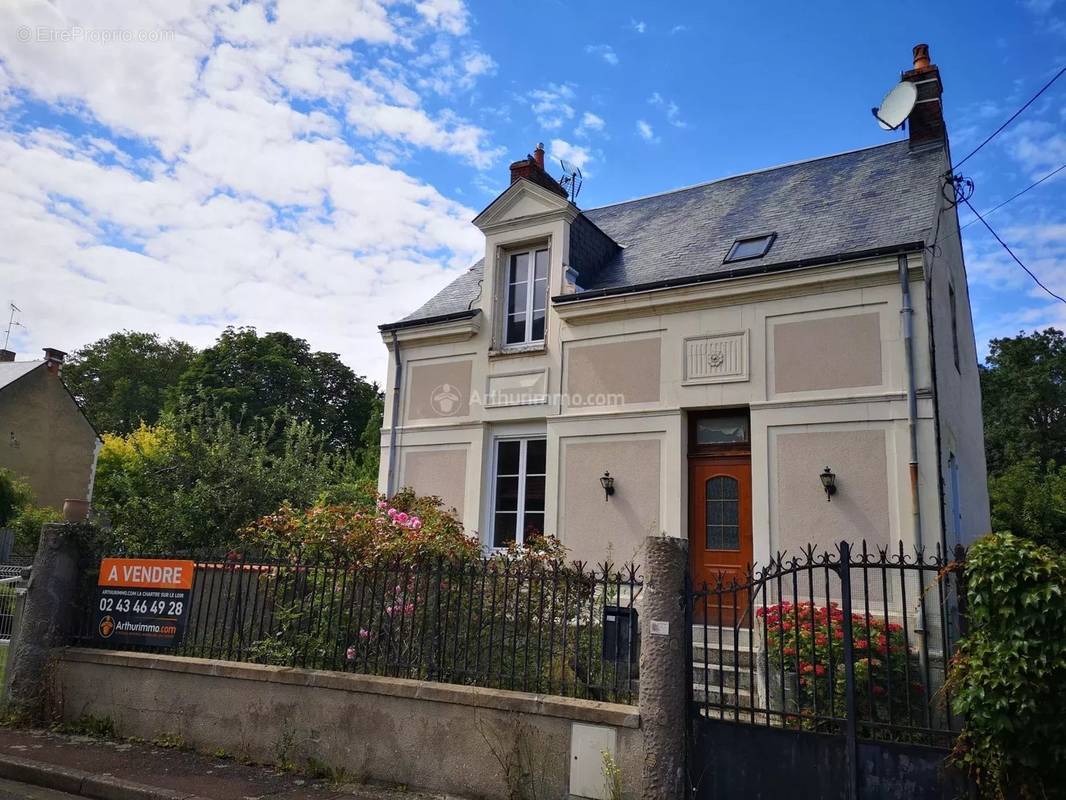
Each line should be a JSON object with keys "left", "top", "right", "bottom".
{"left": 687, "top": 541, "right": 965, "bottom": 747}
{"left": 74, "top": 551, "right": 643, "bottom": 704}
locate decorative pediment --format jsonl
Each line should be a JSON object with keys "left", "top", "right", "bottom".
{"left": 473, "top": 178, "right": 577, "bottom": 232}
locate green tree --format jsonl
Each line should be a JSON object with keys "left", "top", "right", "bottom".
{"left": 980, "top": 328, "right": 1066, "bottom": 475}
{"left": 63, "top": 331, "right": 197, "bottom": 434}
{"left": 92, "top": 403, "right": 348, "bottom": 552}
{"left": 988, "top": 458, "right": 1066, "bottom": 549}
{"left": 175, "top": 327, "right": 381, "bottom": 452}
{"left": 0, "top": 468, "right": 61, "bottom": 553}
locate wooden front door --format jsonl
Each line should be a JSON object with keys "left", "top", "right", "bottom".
{"left": 689, "top": 456, "right": 753, "bottom": 625}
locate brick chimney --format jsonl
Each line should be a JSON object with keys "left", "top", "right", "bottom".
{"left": 43, "top": 347, "right": 66, "bottom": 375}
{"left": 509, "top": 142, "right": 569, "bottom": 199}
{"left": 902, "top": 43, "right": 946, "bottom": 149}
{"left": 0, "top": 350, "right": 13, "bottom": 363}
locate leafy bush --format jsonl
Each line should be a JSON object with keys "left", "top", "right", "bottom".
{"left": 949, "top": 532, "right": 1066, "bottom": 798}
{"left": 239, "top": 487, "right": 478, "bottom": 564}
{"left": 987, "top": 459, "right": 1066, "bottom": 550}
{"left": 760, "top": 600, "right": 924, "bottom": 733}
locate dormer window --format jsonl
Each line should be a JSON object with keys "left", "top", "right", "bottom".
{"left": 505, "top": 247, "right": 549, "bottom": 345}
{"left": 724, "top": 233, "right": 776, "bottom": 264}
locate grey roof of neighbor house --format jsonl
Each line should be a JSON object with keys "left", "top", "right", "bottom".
{"left": 389, "top": 139, "right": 945, "bottom": 327}
{"left": 0, "top": 361, "right": 43, "bottom": 392}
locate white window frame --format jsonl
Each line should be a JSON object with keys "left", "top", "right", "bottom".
{"left": 488, "top": 434, "right": 547, "bottom": 549}
{"left": 502, "top": 246, "right": 549, "bottom": 347}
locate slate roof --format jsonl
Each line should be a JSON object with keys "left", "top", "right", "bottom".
{"left": 0, "top": 361, "right": 43, "bottom": 392}
{"left": 388, "top": 140, "right": 945, "bottom": 327}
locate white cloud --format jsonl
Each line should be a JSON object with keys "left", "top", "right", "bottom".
{"left": 528, "top": 83, "right": 576, "bottom": 130}
{"left": 630, "top": 19, "right": 646, "bottom": 34}
{"left": 585, "top": 44, "right": 618, "bottom": 66}
{"left": 670, "top": 25, "right": 689, "bottom": 34}
{"left": 0, "top": 0, "right": 497, "bottom": 383}
{"left": 415, "top": 0, "right": 470, "bottom": 35}
{"left": 636, "top": 119, "right": 659, "bottom": 143}
{"left": 549, "top": 138, "right": 592, "bottom": 171}
{"left": 649, "top": 92, "right": 686, "bottom": 128}
{"left": 576, "top": 112, "right": 605, "bottom": 137}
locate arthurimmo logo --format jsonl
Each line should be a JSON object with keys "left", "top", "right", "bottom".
{"left": 98, "top": 615, "right": 115, "bottom": 638}
{"left": 430, "top": 384, "right": 463, "bottom": 416}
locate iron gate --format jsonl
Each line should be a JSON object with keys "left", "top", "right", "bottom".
{"left": 685, "top": 541, "right": 968, "bottom": 800}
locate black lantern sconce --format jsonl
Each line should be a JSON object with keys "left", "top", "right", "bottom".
{"left": 600, "top": 471, "right": 615, "bottom": 502}
{"left": 820, "top": 466, "right": 837, "bottom": 502}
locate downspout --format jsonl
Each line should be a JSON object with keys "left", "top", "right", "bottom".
{"left": 386, "top": 331, "right": 403, "bottom": 498}
{"left": 898, "top": 254, "right": 924, "bottom": 552}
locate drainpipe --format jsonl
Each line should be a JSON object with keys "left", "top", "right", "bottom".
{"left": 386, "top": 331, "right": 403, "bottom": 498}
{"left": 898, "top": 254, "right": 924, "bottom": 552}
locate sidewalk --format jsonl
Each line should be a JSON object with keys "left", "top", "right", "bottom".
{"left": 0, "top": 727, "right": 454, "bottom": 800}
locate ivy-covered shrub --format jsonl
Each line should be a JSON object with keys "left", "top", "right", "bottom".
{"left": 761, "top": 600, "right": 924, "bottom": 734}
{"left": 949, "top": 532, "right": 1066, "bottom": 798}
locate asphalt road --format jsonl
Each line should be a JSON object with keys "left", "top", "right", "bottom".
{"left": 0, "top": 779, "right": 80, "bottom": 799}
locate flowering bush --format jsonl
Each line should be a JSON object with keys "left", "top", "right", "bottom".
{"left": 759, "top": 600, "right": 925, "bottom": 732}
{"left": 239, "top": 487, "right": 480, "bottom": 565}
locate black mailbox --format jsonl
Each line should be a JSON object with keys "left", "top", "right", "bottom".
{"left": 602, "top": 605, "right": 638, "bottom": 664}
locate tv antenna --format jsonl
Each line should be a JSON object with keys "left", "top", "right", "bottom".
{"left": 559, "top": 159, "right": 583, "bottom": 203}
{"left": 2, "top": 304, "right": 22, "bottom": 352}
{"left": 871, "top": 80, "right": 917, "bottom": 131}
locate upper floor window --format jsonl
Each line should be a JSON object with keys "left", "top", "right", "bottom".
{"left": 724, "top": 233, "right": 776, "bottom": 263}
{"left": 505, "top": 248, "right": 549, "bottom": 345}
{"left": 949, "top": 283, "right": 960, "bottom": 371}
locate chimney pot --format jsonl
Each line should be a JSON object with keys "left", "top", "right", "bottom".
{"left": 912, "top": 43, "right": 931, "bottom": 71}
{"left": 0, "top": 350, "right": 14, "bottom": 363}
{"left": 43, "top": 347, "right": 66, "bottom": 363}
{"left": 533, "top": 142, "right": 545, "bottom": 169}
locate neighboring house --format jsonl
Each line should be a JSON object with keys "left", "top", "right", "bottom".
{"left": 377, "top": 44, "right": 990, "bottom": 587}
{"left": 0, "top": 348, "right": 101, "bottom": 510}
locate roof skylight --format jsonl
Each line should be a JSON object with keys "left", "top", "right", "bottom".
{"left": 725, "top": 233, "right": 776, "bottom": 263}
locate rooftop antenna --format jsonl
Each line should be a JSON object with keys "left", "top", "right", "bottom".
{"left": 871, "top": 80, "right": 917, "bottom": 131}
{"left": 559, "top": 159, "right": 583, "bottom": 203}
{"left": 2, "top": 303, "right": 22, "bottom": 351}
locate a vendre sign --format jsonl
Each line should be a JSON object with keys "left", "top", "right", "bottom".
{"left": 94, "top": 557, "right": 195, "bottom": 648}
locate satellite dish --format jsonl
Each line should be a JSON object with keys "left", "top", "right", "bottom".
{"left": 872, "top": 81, "right": 917, "bottom": 131}
{"left": 559, "top": 159, "right": 583, "bottom": 203}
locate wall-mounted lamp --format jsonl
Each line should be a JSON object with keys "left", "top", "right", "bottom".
{"left": 599, "top": 471, "right": 615, "bottom": 502}
{"left": 820, "top": 466, "right": 837, "bottom": 502}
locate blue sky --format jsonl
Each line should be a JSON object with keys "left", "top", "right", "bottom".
{"left": 1, "top": 1, "right": 1064, "bottom": 383}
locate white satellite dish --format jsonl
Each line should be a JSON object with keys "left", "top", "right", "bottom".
{"left": 872, "top": 81, "right": 918, "bottom": 131}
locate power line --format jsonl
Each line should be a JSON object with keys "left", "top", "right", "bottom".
{"left": 962, "top": 197, "right": 1066, "bottom": 305}
{"left": 960, "top": 163, "right": 1066, "bottom": 229}
{"left": 951, "top": 65, "right": 1066, "bottom": 171}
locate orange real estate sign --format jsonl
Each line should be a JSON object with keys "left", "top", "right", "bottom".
{"left": 95, "top": 558, "right": 195, "bottom": 649}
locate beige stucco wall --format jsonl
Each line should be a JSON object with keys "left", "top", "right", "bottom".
{"left": 563, "top": 337, "right": 661, "bottom": 408}
{"left": 400, "top": 447, "right": 467, "bottom": 517}
{"left": 772, "top": 312, "right": 883, "bottom": 394}
{"left": 52, "top": 649, "right": 643, "bottom": 800}
{"left": 0, "top": 365, "right": 99, "bottom": 509}
{"left": 558, "top": 437, "right": 661, "bottom": 565}
{"left": 405, "top": 358, "right": 473, "bottom": 421}
{"left": 772, "top": 427, "right": 891, "bottom": 556}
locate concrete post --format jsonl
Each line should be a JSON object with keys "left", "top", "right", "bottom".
{"left": 5, "top": 524, "right": 81, "bottom": 718}
{"left": 639, "top": 535, "right": 688, "bottom": 800}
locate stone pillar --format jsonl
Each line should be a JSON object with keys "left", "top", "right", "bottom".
{"left": 5, "top": 524, "right": 81, "bottom": 718}
{"left": 639, "top": 535, "right": 688, "bottom": 800}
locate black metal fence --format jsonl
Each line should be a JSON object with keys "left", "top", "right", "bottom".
{"left": 687, "top": 541, "right": 965, "bottom": 748}
{"left": 75, "top": 552, "right": 643, "bottom": 704}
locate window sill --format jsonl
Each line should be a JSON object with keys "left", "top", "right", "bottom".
{"left": 489, "top": 343, "right": 547, "bottom": 359}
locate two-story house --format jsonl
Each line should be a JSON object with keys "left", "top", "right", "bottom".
{"left": 377, "top": 44, "right": 990, "bottom": 589}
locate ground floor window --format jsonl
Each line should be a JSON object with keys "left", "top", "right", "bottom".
{"left": 491, "top": 437, "right": 546, "bottom": 548}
